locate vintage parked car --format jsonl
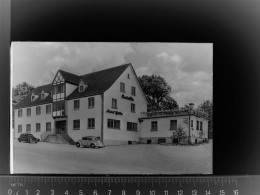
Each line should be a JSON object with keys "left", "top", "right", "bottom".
{"left": 18, "top": 133, "right": 40, "bottom": 143}
{"left": 75, "top": 136, "right": 104, "bottom": 148}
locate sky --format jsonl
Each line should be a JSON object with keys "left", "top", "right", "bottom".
{"left": 11, "top": 42, "right": 212, "bottom": 107}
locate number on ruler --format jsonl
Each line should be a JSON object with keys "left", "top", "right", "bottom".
{"left": 93, "top": 190, "right": 98, "bottom": 195}
{"left": 136, "top": 190, "right": 140, "bottom": 195}
{"left": 192, "top": 190, "right": 197, "bottom": 195}
{"left": 177, "top": 190, "right": 183, "bottom": 195}
{"left": 36, "top": 190, "right": 40, "bottom": 195}
{"left": 108, "top": 190, "right": 112, "bottom": 195}
{"left": 79, "top": 190, "right": 83, "bottom": 195}
{"left": 51, "top": 189, "right": 54, "bottom": 195}
{"left": 220, "top": 190, "right": 225, "bottom": 195}
{"left": 205, "top": 190, "right": 211, "bottom": 195}
{"left": 164, "top": 190, "right": 168, "bottom": 195}
{"left": 122, "top": 190, "right": 126, "bottom": 195}
{"left": 150, "top": 190, "right": 155, "bottom": 195}
{"left": 65, "top": 190, "right": 68, "bottom": 195}
{"left": 233, "top": 190, "right": 239, "bottom": 195}
{"left": 8, "top": 189, "right": 12, "bottom": 195}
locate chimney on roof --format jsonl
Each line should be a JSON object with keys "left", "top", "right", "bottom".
{"left": 189, "top": 103, "right": 194, "bottom": 110}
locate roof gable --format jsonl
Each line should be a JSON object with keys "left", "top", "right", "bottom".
{"left": 52, "top": 71, "right": 65, "bottom": 85}
{"left": 52, "top": 70, "right": 80, "bottom": 85}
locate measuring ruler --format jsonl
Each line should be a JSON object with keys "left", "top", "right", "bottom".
{"left": 1, "top": 176, "right": 259, "bottom": 195}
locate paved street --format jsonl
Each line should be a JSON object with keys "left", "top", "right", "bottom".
{"left": 13, "top": 140, "right": 212, "bottom": 174}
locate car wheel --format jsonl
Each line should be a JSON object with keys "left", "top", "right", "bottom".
{"left": 90, "top": 143, "right": 95, "bottom": 148}
{"left": 76, "top": 142, "right": 81, "bottom": 148}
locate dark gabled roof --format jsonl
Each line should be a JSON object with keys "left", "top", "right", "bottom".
{"left": 13, "top": 63, "right": 131, "bottom": 109}
{"left": 66, "top": 63, "right": 130, "bottom": 99}
{"left": 58, "top": 70, "right": 80, "bottom": 85}
{"left": 13, "top": 84, "right": 53, "bottom": 109}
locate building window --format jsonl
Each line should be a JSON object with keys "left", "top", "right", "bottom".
{"left": 88, "top": 118, "right": 95, "bottom": 129}
{"left": 127, "top": 122, "right": 137, "bottom": 131}
{"left": 88, "top": 97, "right": 94, "bottom": 108}
{"left": 151, "top": 121, "right": 158, "bottom": 131}
{"left": 127, "top": 74, "right": 130, "bottom": 79}
{"left": 53, "top": 84, "right": 65, "bottom": 94}
{"left": 53, "top": 101, "right": 65, "bottom": 113}
{"left": 36, "top": 106, "right": 41, "bottom": 115}
{"left": 79, "top": 85, "right": 84, "bottom": 92}
{"left": 36, "top": 123, "right": 41, "bottom": 132}
{"left": 107, "top": 119, "right": 120, "bottom": 129}
{"left": 200, "top": 121, "right": 203, "bottom": 130}
{"left": 46, "top": 122, "right": 51, "bottom": 131}
{"left": 26, "top": 124, "right": 31, "bottom": 132}
{"left": 131, "top": 86, "right": 136, "bottom": 96}
{"left": 120, "top": 82, "right": 125, "bottom": 93}
{"left": 31, "top": 96, "right": 35, "bottom": 101}
{"left": 18, "top": 125, "right": 22, "bottom": 133}
{"left": 58, "top": 85, "right": 64, "bottom": 93}
{"left": 191, "top": 120, "right": 193, "bottom": 128}
{"left": 74, "top": 99, "right": 80, "bottom": 110}
{"left": 112, "top": 98, "right": 117, "bottom": 109}
{"left": 73, "top": 120, "right": 80, "bottom": 130}
{"left": 170, "top": 120, "right": 177, "bottom": 130}
{"left": 18, "top": 109, "right": 23, "bottom": 118}
{"left": 46, "top": 104, "right": 51, "bottom": 114}
{"left": 197, "top": 121, "right": 200, "bottom": 130}
{"left": 131, "top": 103, "right": 135, "bottom": 113}
{"left": 41, "top": 93, "right": 45, "bottom": 99}
{"left": 27, "top": 108, "right": 31, "bottom": 117}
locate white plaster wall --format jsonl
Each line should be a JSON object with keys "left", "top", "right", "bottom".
{"left": 66, "top": 83, "right": 77, "bottom": 97}
{"left": 14, "top": 104, "right": 54, "bottom": 139}
{"left": 139, "top": 116, "right": 189, "bottom": 138}
{"left": 103, "top": 65, "right": 147, "bottom": 143}
{"left": 67, "top": 95, "right": 102, "bottom": 141}
{"left": 190, "top": 116, "right": 208, "bottom": 139}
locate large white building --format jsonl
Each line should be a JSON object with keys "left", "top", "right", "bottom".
{"left": 14, "top": 63, "right": 208, "bottom": 145}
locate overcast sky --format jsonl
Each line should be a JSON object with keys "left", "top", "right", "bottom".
{"left": 12, "top": 42, "right": 212, "bottom": 107}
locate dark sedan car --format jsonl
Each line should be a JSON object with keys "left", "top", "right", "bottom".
{"left": 18, "top": 133, "right": 40, "bottom": 143}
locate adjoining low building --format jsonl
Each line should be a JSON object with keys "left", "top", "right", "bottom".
{"left": 13, "top": 63, "right": 209, "bottom": 146}
{"left": 139, "top": 106, "right": 209, "bottom": 144}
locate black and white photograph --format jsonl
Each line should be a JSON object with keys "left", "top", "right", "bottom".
{"left": 11, "top": 42, "right": 213, "bottom": 174}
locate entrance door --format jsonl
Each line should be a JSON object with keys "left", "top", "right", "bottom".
{"left": 56, "top": 120, "right": 66, "bottom": 134}
{"left": 147, "top": 140, "right": 152, "bottom": 144}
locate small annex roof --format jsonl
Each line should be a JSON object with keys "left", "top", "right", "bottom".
{"left": 66, "top": 63, "right": 130, "bottom": 100}
{"left": 13, "top": 84, "right": 53, "bottom": 109}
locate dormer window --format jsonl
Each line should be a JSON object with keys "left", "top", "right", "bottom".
{"left": 31, "top": 94, "right": 35, "bottom": 101}
{"left": 78, "top": 79, "right": 88, "bottom": 92}
{"left": 41, "top": 91, "right": 45, "bottom": 99}
{"left": 79, "top": 85, "right": 84, "bottom": 92}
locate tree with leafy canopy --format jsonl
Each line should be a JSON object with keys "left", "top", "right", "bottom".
{"left": 12, "top": 82, "right": 35, "bottom": 104}
{"left": 197, "top": 100, "right": 213, "bottom": 139}
{"left": 12, "top": 82, "right": 35, "bottom": 128}
{"left": 138, "top": 75, "right": 178, "bottom": 112}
